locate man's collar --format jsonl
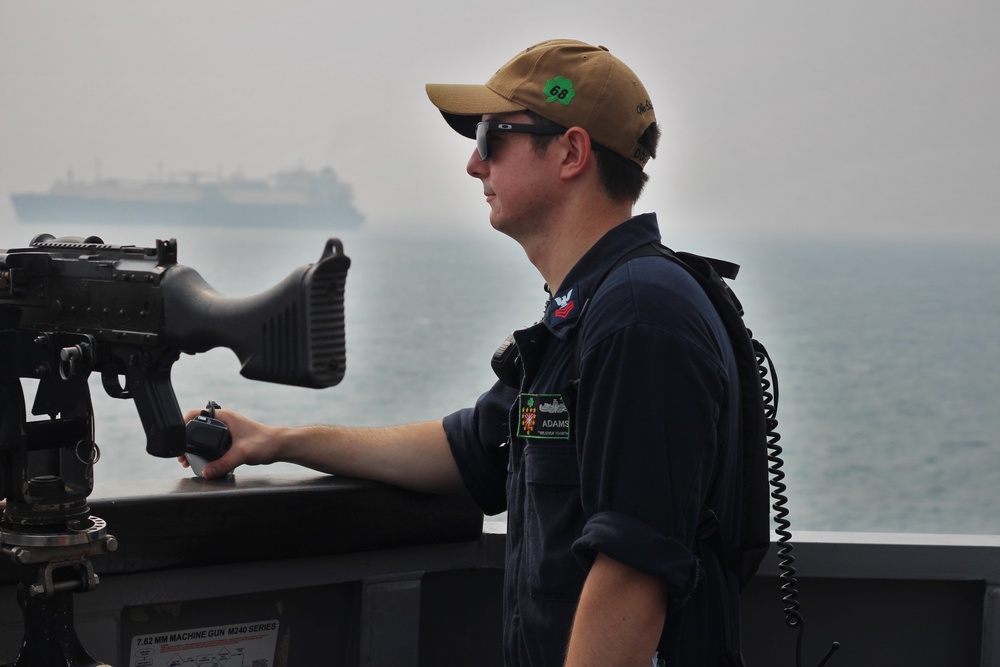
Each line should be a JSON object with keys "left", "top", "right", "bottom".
{"left": 542, "top": 213, "right": 661, "bottom": 338}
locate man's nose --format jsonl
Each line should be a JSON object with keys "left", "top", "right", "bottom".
{"left": 467, "top": 148, "right": 487, "bottom": 178}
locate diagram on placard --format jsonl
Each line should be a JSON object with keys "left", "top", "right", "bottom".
{"left": 134, "top": 648, "right": 246, "bottom": 667}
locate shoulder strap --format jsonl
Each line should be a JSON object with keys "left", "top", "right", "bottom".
{"left": 570, "top": 243, "right": 738, "bottom": 377}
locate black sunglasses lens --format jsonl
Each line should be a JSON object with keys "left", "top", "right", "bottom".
{"left": 476, "top": 123, "right": 490, "bottom": 160}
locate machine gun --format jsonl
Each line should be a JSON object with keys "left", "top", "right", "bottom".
{"left": 0, "top": 233, "right": 351, "bottom": 666}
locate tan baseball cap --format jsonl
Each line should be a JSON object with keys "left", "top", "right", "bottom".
{"left": 426, "top": 39, "right": 656, "bottom": 168}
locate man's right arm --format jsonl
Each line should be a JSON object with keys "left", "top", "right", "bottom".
{"left": 181, "top": 408, "right": 465, "bottom": 494}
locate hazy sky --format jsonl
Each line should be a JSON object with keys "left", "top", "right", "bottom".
{"left": 1, "top": 1, "right": 997, "bottom": 240}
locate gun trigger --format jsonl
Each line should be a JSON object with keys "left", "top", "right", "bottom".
{"left": 101, "top": 367, "right": 130, "bottom": 399}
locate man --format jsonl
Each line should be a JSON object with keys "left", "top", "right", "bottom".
{"left": 185, "top": 39, "right": 745, "bottom": 666}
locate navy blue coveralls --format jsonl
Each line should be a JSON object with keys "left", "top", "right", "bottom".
{"left": 443, "top": 213, "right": 744, "bottom": 666}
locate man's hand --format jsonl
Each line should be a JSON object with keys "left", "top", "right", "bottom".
{"left": 564, "top": 552, "right": 667, "bottom": 667}
{"left": 177, "top": 408, "right": 282, "bottom": 479}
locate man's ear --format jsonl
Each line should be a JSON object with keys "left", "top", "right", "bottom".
{"left": 558, "top": 126, "right": 594, "bottom": 180}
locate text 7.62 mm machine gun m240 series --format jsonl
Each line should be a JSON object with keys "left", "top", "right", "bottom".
{"left": 0, "top": 234, "right": 351, "bottom": 666}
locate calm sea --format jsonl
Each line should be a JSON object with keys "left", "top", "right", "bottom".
{"left": 8, "top": 220, "right": 1000, "bottom": 536}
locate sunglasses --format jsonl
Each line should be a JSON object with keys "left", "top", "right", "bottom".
{"left": 475, "top": 121, "right": 566, "bottom": 161}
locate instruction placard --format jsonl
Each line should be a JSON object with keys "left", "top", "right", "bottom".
{"left": 129, "top": 619, "right": 279, "bottom": 667}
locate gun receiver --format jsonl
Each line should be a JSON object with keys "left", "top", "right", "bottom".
{"left": 0, "top": 234, "right": 350, "bottom": 460}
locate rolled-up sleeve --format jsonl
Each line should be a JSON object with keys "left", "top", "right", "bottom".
{"left": 442, "top": 380, "right": 516, "bottom": 515}
{"left": 573, "top": 511, "right": 700, "bottom": 604}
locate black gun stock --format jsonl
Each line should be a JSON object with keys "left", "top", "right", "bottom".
{"left": 163, "top": 238, "right": 350, "bottom": 388}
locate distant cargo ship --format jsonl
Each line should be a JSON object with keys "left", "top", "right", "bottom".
{"left": 9, "top": 167, "right": 364, "bottom": 228}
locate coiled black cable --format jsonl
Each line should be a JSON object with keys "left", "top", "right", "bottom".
{"left": 756, "top": 341, "right": 801, "bottom": 628}
{"left": 756, "top": 339, "right": 840, "bottom": 667}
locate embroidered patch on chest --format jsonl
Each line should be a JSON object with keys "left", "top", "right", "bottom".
{"left": 517, "top": 393, "right": 570, "bottom": 440}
